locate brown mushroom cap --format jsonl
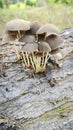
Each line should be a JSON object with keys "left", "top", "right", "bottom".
{"left": 19, "top": 35, "right": 35, "bottom": 43}
{"left": 50, "top": 48, "right": 60, "bottom": 55}
{"left": 22, "top": 42, "right": 38, "bottom": 53}
{"left": 36, "top": 23, "right": 59, "bottom": 35}
{"left": 29, "top": 21, "right": 41, "bottom": 34}
{"left": 38, "top": 41, "right": 51, "bottom": 52}
{"left": 46, "top": 34, "right": 63, "bottom": 50}
{"left": 5, "top": 30, "right": 25, "bottom": 36}
{"left": 5, "top": 19, "right": 31, "bottom": 31}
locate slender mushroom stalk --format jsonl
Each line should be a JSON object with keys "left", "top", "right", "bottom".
{"left": 13, "top": 44, "right": 21, "bottom": 60}
{"left": 18, "top": 30, "right": 21, "bottom": 39}
{"left": 2, "top": 19, "right": 31, "bottom": 43}
{"left": 22, "top": 51, "right": 27, "bottom": 66}
{"left": 29, "top": 52, "right": 49, "bottom": 73}
{"left": 25, "top": 52, "right": 31, "bottom": 67}
{"left": 43, "top": 52, "right": 49, "bottom": 68}
{"left": 29, "top": 53, "right": 35, "bottom": 69}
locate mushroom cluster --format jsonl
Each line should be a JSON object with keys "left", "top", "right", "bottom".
{"left": 2, "top": 19, "right": 63, "bottom": 73}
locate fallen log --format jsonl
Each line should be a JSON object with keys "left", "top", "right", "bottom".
{"left": 0, "top": 28, "right": 73, "bottom": 130}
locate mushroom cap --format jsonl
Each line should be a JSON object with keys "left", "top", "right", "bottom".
{"left": 38, "top": 41, "right": 51, "bottom": 52}
{"left": 30, "top": 21, "right": 41, "bottom": 34}
{"left": 36, "top": 23, "right": 59, "bottom": 35}
{"left": 50, "top": 48, "right": 60, "bottom": 55}
{"left": 46, "top": 34, "right": 63, "bottom": 50}
{"left": 19, "top": 35, "right": 35, "bottom": 43}
{"left": 2, "top": 34, "right": 17, "bottom": 43}
{"left": 22, "top": 42, "right": 38, "bottom": 53}
{"left": 5, "top": 19, "right": 31, "bottom": 31}
{"left": 5, "top": 30, "right": 25, "bottom": 36}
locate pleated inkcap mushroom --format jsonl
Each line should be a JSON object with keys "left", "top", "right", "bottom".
{"left": 2, "top": 19, "right": 31, "bottom": 43}
{"left": 14, "top": 42, "right": 38, "bottom": 68}
{"left": 46, "top": 34, "right": 63, "bottom": 51}
{"left": 8, "top": 20, "right": 63, "bottom": 73}
{"left": 19, "top": 35, "right": 35, "bottom": 43}
{"left": 5, "top": 19, "right": 30, "bottom": 31}
{"left": 38, "top": 41, "right": 51, "bottom": 52}
{"left": 29, "top": 21, "right": 41, "bottom": 34}
{"left": 21, "top": 42, "right": 38, "bottom": 53}
{"left": 36, "top": 23, "right": 59, "bottom": 42}
{"left": 37, "top": 23, "right": 59, "bottom": 35}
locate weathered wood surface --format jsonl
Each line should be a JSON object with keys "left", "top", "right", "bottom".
{"left": 0, "top": 28, "right": 73, "bottom": 130}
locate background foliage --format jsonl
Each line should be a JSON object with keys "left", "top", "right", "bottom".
{"left": 0, "top": 0, "right": 73, "bottom": 35}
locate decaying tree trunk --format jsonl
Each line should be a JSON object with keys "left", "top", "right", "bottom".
{"left": 0, "top": 28, "right": 73, "bottom": 130}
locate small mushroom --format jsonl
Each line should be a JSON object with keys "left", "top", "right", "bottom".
{"left": 46, "top": 34, "right": 63, "bottom": 51}
{"left": 5, "top": 19, "right": 30, "bottom": 31}
{"left": 28, "top": 21, "right": 41, "bottom": 35}
{"left": 26, "top": 21, "right": 41, "bottom": 42}
{"left": 38, "top": 41, "right": 51, "bottom": 52}
{"left": 36, "top": 23, "right": 59, "bottom": 35}
{"left": 22, "top": 42, "right": 38, "bottom": 53}
{"left": 19, "top": 42, "right": 38, "bottom": 68}
{"left": 2, "top": 19, "right": 31, "bottom": 43}
{"left": 36, "top": 23, "right": 59, "bottom": 42}
{"left": 19, "top": 35, "right": 35, "bottom": 43}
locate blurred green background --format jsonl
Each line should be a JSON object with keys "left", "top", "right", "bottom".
{"left": 0, "top": 0, "right": 73, "bottom": 35}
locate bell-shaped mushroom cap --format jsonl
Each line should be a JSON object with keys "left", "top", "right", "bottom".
{"left": 46, "top": 34, "right": 63, "bottom": 50}
{"left": 36, "top": 23, "right": 59, "bottom": 35}
{"left": 38, "top": 41, "right": 51, "bottom": 52}
{"left": 2, "top": 34, "right": 16, "bottom": 43}
{"left": 22, "top": 42, "right": 38, "bottom": 53}
{"left": 5, "top": 19, "right": 31, "bottom": 31}
{"left": 29, "top": 21, "right": 41, "bottom": 34}
{"left": 19, "top": 35, "right": 35, "bottom": 43}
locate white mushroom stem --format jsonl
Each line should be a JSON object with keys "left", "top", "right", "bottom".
{"left": 43, "top": 52, "right": 49, "bottom": 68}
{"left": 18, "top": 30, "right": 21, "bottom": 39}
{"left": 41, "top": 52, "right": 45, "bottom": 66}
{"left": 29, "top": 53, "right": 35, "bottom": 69}
{"left": 30, "top": 52, "right": 49, "bottom": 73}
{"left": 22, "top": 51, "right": 28, "bottom": 67}
{"left": 13, "top": 44, "right": 20, "bottom": 60}
{"left": 25, "top": 52, "right": 31, "bottom": 67}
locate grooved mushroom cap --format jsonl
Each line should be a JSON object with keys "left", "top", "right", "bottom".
{"left": 36, "top": 24, "right": 59, "bottom": 35}
{"left": 19, "top": 35, "right": 35, "bottom": 43}
{"left": 38, "top": 41, "right": 51, "bottom": 52}
{"left": 5, "top": 19, "right": 31, "bottom": 31}
{"left": 22, "top": 43, "right": 38, "bottom": 53}
{"left": 5, "top": 30, "right": 25, "bottom": 36}
{"left": 29, "top": 21, "right": 41, "bottom": 34}
{"left": 46, "top": 34, "right": 63, "bottom": 50}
